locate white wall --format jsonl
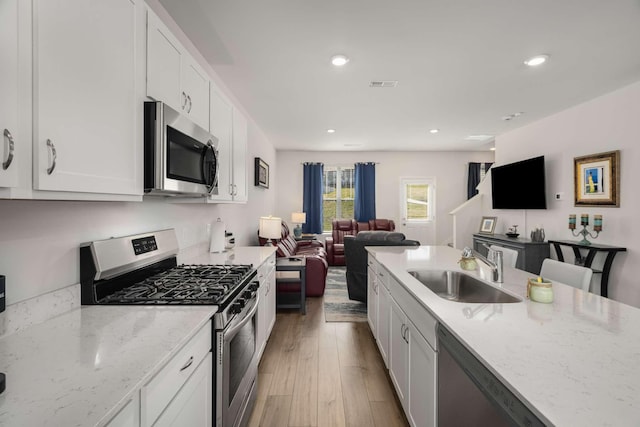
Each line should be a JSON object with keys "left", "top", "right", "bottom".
{"left": 0, "top": 122, "right": 275, "bottom": 306}
{"left": 275, "top": 150, "right": 494, "bottom": 245}
{"left": 487, "top": 80, "right": 640, "bottom": 307}
{"left": 0, "top": 0, "right": 278, "bottom": 307}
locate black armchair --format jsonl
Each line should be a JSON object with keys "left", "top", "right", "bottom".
{"left": 344, "top": 231, "right": 420, "bottom": 302}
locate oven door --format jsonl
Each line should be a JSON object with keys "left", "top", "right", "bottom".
{"left": 144, "top": 101, "right": 219, "bottom": 196}
{"left": 216, "top": 296, "right": 259, "bottom": 427}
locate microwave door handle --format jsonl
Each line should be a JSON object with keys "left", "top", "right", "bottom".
{"left": 203, "top": 141, "right": 218, "bottom": 195}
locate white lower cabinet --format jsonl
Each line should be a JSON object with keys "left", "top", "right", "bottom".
{"left": 370, "top": 255, "right": 437, "bottom": 427}
{"left": 377, "top": 282, "right": 391, "bottom": 368}
{"left": 257, "top": 254, "right": 276, "bottom": 359}
{"left": 389, "top": 298, "right": 437, "bottom": 427}
{"left": 141, "top": 321, "right": 212, "bottom": 427}
{"left": 389, "top": 298, "right": 408, "bottom": 404}
{"left": 367, "top": 265, "right": 378, "bottom": 337}
{"left": 154, "top": 353, "right": 212, "bottom": 427}
{"left": 407, "top": 322, "right": 436, "bottom": 427}
{"left": 106, "top": 393, "right": 140, "bottom": 427}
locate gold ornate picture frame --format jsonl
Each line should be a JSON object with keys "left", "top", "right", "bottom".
{"left": 574, "top": 150, "right": 620, "bottom": 207}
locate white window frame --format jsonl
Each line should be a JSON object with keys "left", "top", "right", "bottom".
{"left": 323, "top": 165, "right": 355, "bottom": 232}
{"left": 400, "top": 177, "right": 436, "bottom": 224}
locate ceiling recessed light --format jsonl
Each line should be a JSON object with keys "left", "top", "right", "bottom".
{"left": 331, "top": 55, "right": 349, "bottom": 66}
{"left": 524, "top": 54, "right": 549, "bottom": 67}
{"left": 490, "top": 147, "right": 496, "bottom": 151}
{"left": 429, "top": 129, "right": 439, "bottom": 134}
{"left": 327, "top": 129, "right": 336, "bottom": 133}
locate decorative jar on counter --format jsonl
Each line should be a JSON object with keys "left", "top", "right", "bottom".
{"left": 527, "top": 278, "right": 553, "bottom": 303}
{"left": 459, "top": 257, "right": 477, "bottom": 271}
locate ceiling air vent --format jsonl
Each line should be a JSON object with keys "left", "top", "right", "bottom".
{"left": 369, "top": 80, "right": 398, "bottom": 88}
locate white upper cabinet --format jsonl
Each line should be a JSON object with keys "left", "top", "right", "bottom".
{"left": 32, "top": 0, "right": 140, "bottom": 195}
{"left": 146, "top": 9, "right": 209, "bottom": 131}
{"left": 231, "top": 108, "right": 248, "bottom": 202}
{"left": 207, "top": 85, "right": 248, "bottom": 203}
{"left": 0, "top": 0, "right": 20, "bottom": 188}
{"left": 209, "top": 85, "right": 233, "bottom": 201}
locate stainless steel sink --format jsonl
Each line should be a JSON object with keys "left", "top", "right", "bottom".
{"left": 408, "top": 270, "right": 522, "bottom": 303}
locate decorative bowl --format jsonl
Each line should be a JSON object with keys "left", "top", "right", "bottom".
{"left": 506, "top": 233, "right": 519, "bottom": 238}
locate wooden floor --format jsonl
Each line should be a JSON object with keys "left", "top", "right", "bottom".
{"left": 248, "top": 297, "right": 409, "bottom": 427}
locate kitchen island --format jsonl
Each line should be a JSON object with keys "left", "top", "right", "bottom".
{"left": 368, "top": 245, "right": 640, "bottom": 426}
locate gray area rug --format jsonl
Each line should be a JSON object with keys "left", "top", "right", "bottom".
{"left": 324, "top": 266, "right": 367, "bottom": 322}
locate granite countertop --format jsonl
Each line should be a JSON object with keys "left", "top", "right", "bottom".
{"left": 367, "top": 245, "right": 640, "bottom": 427}
{"left": 181, "top": 246, "right": 276, "bottom": 267}
{"left": 0, "top": 305, "right": 216, "bottom": 427}
{"left": 0, "top": 247, "right": 275, "bottom": 426}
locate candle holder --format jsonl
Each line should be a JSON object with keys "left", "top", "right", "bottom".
{"left": 571, "top": 225, "right": 600, "bottom": 245}
{"left": 569, "top": 214, "right": 602, "bottom": 245}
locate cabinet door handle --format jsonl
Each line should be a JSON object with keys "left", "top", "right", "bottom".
{"left": 3, "top": 129, "right": 15, "bottom": 170}
{"left": 180, "top": 355, "right": 194, "bottom": 372}
{"left": 232, "top": 184, "right": 237, "bottom": 196}
{"left": 401, "top": 323, "right": 409, "bottom": 343}
{"left": 181, "top": 91, "right": 188, "bottom": 110}
{"left": 46, "top": 139, "right": 57, "bottom": 175}
{"left": 229, "top": 184, "right": 234, "bottom": 196}
{"left": 187, "top": 95, "right": 192, "bottom": 113}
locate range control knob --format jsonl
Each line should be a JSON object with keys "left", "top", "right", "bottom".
{"left": 243, "top": 290, "right": 255, "bottom": 300}
{"left": 230, "top": 300, "right": 245, "bottom": 314}
{"left": 249, "top": 282, "right": 260, "bottom": 292}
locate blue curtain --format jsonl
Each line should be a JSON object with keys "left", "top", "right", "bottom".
{"left": 354, "top": 162, "right": 376, "bottom": 222}
{"left": 467, "top": 163, "right": 481, "bottom": 199}
{"left": 467, "top": 162, "right": 494, "bottom": 199}
{"left": 302, "top": 163, "right": 324, "bottom": 234}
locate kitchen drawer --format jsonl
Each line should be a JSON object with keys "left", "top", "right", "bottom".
{"left": 389, "top": 275, "right": 437, "bottom": 350}
{"left": 258, "top": 254, "right": 276, "bottom": 281}
{"left": 142, "top": 321, "right": 212, "bottom": 427}
{"left": 376, "top": 265, "right": 390, "bottom": 290}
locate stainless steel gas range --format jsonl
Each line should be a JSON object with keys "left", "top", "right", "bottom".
{"left": 80, "top": 229, "right": 258, "bottom": 427}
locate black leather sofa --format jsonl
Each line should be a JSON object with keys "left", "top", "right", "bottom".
{"left": 344, "top": 231, "right": 420, "bottom": 303}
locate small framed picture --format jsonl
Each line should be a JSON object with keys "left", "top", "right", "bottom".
{"left": 479, "top": 216, "right": 497, "bottom": 234}
{"left": 574, "top": 150, "right": 620, "bottom": 207}
{"left": 254, "top": 157, "right": 269, "bottom": 188}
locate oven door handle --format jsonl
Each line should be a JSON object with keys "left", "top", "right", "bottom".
{"left": 224, "top": 297, "right": 259, "bottom": 340}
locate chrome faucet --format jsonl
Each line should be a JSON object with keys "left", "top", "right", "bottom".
{"left": 474, "top": 244, "right": 504, "bottom": 283}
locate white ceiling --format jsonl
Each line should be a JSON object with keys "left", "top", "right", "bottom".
{"left": 159, "top": 0, "right": 640, "bottom": 152}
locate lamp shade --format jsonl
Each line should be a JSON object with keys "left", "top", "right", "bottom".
{"left": 291, "top": 212, "right": 306, "bottom": 224}
{"left": 259, "top": 216, "right": 281, "bottom": 239}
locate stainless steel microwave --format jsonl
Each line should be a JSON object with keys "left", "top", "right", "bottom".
{"left": 144, "top": 101, "right": 219, "bottom": 196}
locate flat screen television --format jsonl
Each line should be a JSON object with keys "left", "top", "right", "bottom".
{"left": 491, "top": 156, "right": 547, "bottom": 209}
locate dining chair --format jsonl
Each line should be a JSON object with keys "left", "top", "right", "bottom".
{"left": 540, "top": 258, "right": 593, "bottom": 292}
{"left": 489, "top": 245, "right": 519, "bottom": 269}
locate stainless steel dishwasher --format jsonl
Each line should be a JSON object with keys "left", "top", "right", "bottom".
{"left": 437, "top": 325, "right": 547, "bottom": 427}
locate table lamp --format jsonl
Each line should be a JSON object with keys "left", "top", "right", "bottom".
{"left": 291, "top": 212, "right": 306, "bottom": 238}
{"left": 259, "top": 216, "right": 281, "bottom": 246}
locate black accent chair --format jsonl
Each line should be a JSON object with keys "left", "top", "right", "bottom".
{"left": 344, "top": 231, "right": 420, "bottom": 303}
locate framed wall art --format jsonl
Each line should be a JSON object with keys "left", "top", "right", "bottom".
{"left": 479, "top": 216, "right": 497, "bottom": 234}
{"left": 574, "top": 150, "right": 620, "bottom": 207}
{"left": 254, "top": 157, "right": 269, "bottom": 188}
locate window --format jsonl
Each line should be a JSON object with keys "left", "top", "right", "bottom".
{"left": 323, "top": 166, "right": 355, "bottom": 232}
{"left": 401, "top": 178, "right": 435, "bottom": 223}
